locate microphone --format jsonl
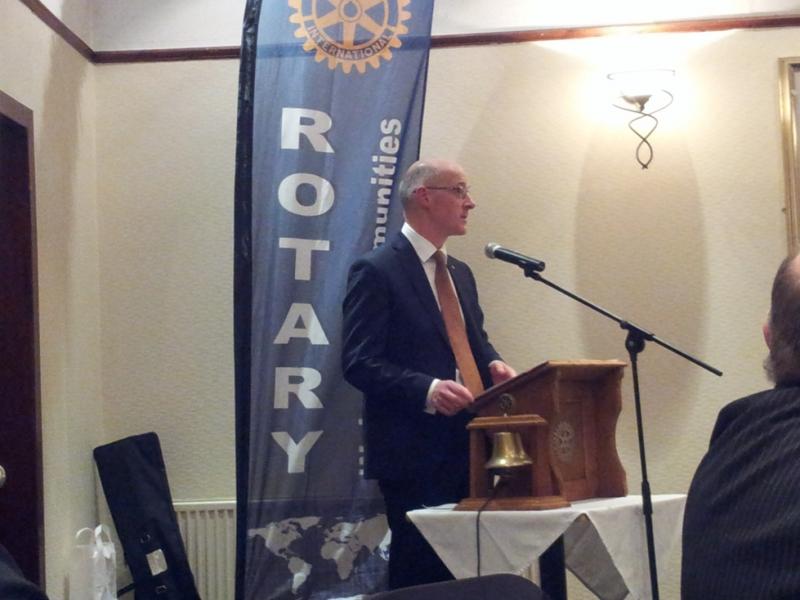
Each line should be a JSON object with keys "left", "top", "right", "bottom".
{"left": 484, "top": 243, "right": 546, "bottom": 272}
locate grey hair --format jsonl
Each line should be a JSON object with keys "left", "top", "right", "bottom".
{"left": 398, "top": 162, "right": 438, "bottom": 208}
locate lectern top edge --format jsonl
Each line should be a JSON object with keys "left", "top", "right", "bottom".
{"left": 471, "top": 359, "right": 627, "bottom": 413}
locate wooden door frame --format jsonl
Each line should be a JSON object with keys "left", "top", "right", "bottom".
{"left": 0, "top": 88, "right": 44, "bottom": 584}
{"left": 779, "top": 58, "right": 800, "bottom": 253}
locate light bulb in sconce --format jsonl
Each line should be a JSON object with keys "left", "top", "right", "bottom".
{"left": 607, "top": 69, "right": 675, "bottom": 169}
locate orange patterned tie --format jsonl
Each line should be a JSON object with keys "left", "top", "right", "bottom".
{"left": 433, "top": 251, "right": 484, "bottom": 397}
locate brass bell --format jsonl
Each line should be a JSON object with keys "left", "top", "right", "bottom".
{"left": 485, "top": 431, "right": 533, "bottom": 473}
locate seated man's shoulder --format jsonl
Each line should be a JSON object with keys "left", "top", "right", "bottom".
{"left": 712, "top": 385, "right": 800, "bottom": 443}
{"left": 723, "top": 385, "right": 800, "bottom": 417}
{"left": 0, "top": 544, "right": 48, "bottom": 600}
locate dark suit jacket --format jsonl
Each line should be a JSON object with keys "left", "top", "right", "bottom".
{"left": 682, "top": 384, "right": 800, "bottom": 599}
{"left": 342, "top": 232, "right": 501, "bottom": 482}
{"left": 0, "top": 544, "right": 48, "bottom": 600}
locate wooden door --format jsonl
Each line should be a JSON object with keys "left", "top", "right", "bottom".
{"left": 0, "top": 89, "right": 44, "bottom": 585}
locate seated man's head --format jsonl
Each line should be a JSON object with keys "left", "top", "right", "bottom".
{"left": 764, "top": 253, "right": 800, "bottom": 385}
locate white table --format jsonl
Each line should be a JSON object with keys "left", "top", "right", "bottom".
{"left": 407, "top": 494, "right": 686, "bottom": 600}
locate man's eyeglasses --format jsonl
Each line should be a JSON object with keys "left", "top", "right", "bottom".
{"left": 425, "top": 184, "right": 471, "bottom": 199}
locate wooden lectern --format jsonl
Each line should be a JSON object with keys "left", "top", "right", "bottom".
{"left": 456, "top": 359, "right": 628, "bottom": 511}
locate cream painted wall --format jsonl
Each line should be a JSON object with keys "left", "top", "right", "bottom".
{"left": 0, "top": 1, "right": 102, "bottom": 597}
{"left": 93, "top": 60, "right": 237, "bottom": 500}
{"left": 91, "top": 0, "right": 247, "bottom": 51}
{"left": 4, "top": 1, "right": 800, "bottom": 596}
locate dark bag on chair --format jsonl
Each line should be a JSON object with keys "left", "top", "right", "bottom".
{"left": 94, "top": 432, "right": 201, "bottom": 600}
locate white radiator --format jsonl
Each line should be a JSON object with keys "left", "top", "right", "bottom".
{"left": 174, "top": 500, "right": 236, "bottom": 600}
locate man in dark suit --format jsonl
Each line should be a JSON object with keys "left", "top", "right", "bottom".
{"left": 682, "top": 252, "right": 800, "bottom": 599}
{"left": 342, "top": 158, "right": 516, "bottom": 590}
{"left": 0, "top": 544, "right": 48, "bottom": 600}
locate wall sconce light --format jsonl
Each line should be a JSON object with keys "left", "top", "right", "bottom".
{"left": 607, "top": 69, "right": 675, "bottom": 169}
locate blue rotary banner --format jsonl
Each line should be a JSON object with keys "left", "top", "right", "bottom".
{"left": 234, "top": 1, "right": 435, "bottom": 598}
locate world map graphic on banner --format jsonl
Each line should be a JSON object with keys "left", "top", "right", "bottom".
{"left": 249, "top": 514, "right": 390, "bottom": 596}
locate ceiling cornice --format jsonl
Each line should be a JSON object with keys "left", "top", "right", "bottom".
{"left": 19, "top": 0, "right": 93, "bottom": 60}
{"left": 17, "top": 0, "right": 800, "bottom": 64}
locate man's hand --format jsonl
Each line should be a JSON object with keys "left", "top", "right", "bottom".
{"left": 489, "top": 360, "right": 517, "bottom": 385}
{"left": 430, "top": 380, "right": 474, "bottom": 416}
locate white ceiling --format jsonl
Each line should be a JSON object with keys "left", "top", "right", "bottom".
{"left": 36, "top": 0, "right": 800, "bottom": 52}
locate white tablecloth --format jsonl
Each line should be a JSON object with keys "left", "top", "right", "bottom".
{"left": 407, "top": 494, "right": 686, "bottom": 600}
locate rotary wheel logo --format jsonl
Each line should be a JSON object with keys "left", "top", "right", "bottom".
{"left": 288, "top": 0, "right": 411, "bottom": 74}
{"left": 550, "top": 421, "right": 576, "bottom": 464}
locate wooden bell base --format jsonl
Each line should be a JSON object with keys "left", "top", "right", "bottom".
{"left": 454, "top": 495, "right": 570, "bottom": 511}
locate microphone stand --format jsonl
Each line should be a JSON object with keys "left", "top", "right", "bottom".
{"left": 521, "top": 263, "right": 722, "bottom": 600}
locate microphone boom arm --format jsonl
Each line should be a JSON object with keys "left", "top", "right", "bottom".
{"left": 517, "top": 263, "right": 722, "bottom": 600}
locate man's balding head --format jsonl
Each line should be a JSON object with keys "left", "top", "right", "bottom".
{"left": 765, "top": 253, "right": 800, "bottom": 385}
{"left": 397, "top": 159, "right": 474, "bottom": 248}
{"left": 398, "top": 159, "right": 462, "bottom": 209}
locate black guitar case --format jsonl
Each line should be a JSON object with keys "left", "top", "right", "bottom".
{"left": 94, "top": 433, "right": 201, "bottom": 599}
